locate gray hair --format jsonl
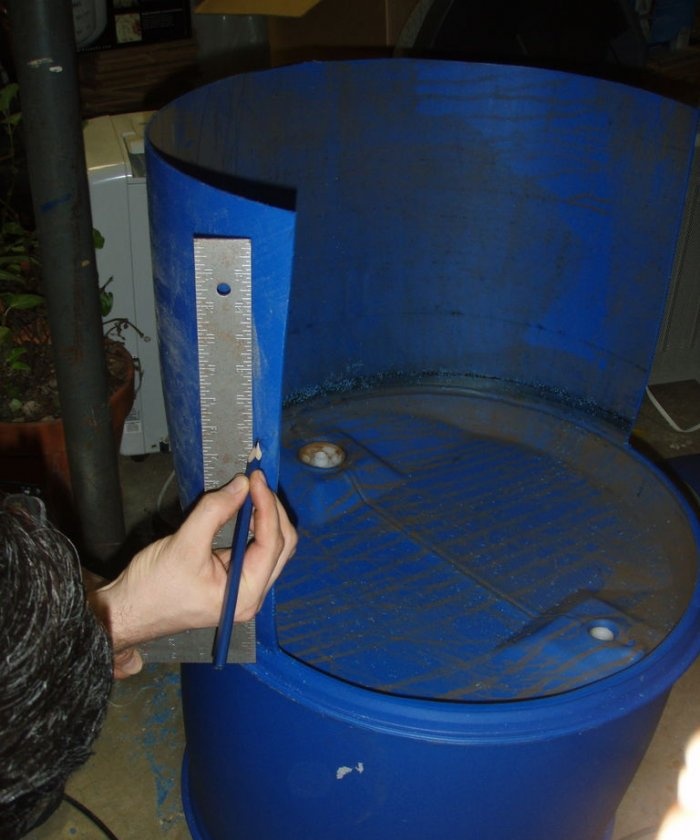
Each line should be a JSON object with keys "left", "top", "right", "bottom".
{"left": 0, "top": 499, "right": 113, "bottom": 837}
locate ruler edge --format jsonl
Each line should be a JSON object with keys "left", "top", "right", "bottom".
{"left": 139, "top": 621, "right": 256, "bottom": 665}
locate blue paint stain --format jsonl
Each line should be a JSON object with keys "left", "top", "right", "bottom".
{"left": 39, "top": 192, "right": 72, "bottom": 213}
{"left": 140, "top": 666, "right": 185, "bottom": 829}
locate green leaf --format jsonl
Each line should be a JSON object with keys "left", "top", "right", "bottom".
{"left": 0, "top": 325, "right": 10, "bottom": 344}
{"left": 100, "top": 289, "right": 114, "bottom": 317}
{"left": 0, "top": 83, "right": 19, "bottom": 114}
{"left": 93, "top": 228, "right": 105, "bottom": 250}
{"left": 4, "top": 293, "right": 44, "bottom": 310}
{"left": 3, "top": 293, "right": 43, "bottom": 310}
{"left": 7, "top": 347, "right": 28, "bottom": 370}
{"left": 2, "top": 220, "right": 29, "bottom": 237}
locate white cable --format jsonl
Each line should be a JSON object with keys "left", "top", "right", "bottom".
{"left": 156, "top": 469, "right": 177, "bottom": 518}
{"left": 645, "top": 386, "right": 700, "bottom": 434}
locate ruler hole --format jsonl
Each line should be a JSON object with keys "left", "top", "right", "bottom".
{"left": 216, "top": 282, "right": 232, "bottom": 296}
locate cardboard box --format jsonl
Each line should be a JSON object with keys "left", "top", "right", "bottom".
{"left": 194, "top": 0, "right": 420, "bottom": 64}
{"left": 73, "top": 0, "right": 191, "bottom": 53}
{"left": 194, "top": 0, "right": 323, "bottom": 15}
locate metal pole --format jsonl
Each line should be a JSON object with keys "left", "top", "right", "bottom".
{"left": 7, "top": 0, "right": 126, "bottom": 575}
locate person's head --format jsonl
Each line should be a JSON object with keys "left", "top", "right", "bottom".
{"left": 0, "top": 497, "right": 113, "bottom": 838}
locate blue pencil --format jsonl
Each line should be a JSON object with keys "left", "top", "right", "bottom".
{"left": 213, "top": 442, "right": 263, "bottom": 669}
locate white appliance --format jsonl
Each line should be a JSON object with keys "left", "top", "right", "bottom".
{"left": 84, "top": 111, "right": 170, "bottom": 456}
{"left": 650, "top": 130, "right": 700, "bottom": 386}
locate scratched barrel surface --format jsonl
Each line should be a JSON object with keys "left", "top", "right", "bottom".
{"left": 275, "top": 383, "right": 695, "bottom": 702}
{"left": 146, "top": 60, "right": 700, "bottom": 840}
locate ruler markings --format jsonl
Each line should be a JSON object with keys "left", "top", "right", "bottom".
{"left": 194, "top": 236, "right": 254, "bottom": 526}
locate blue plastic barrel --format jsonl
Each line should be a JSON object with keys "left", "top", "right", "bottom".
{"left": 147, "top": 60, "right": 700, "bottom": 840}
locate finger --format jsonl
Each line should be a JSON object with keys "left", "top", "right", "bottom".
{"left": 234, "top": 477, "right": 287, "bottom": 620}
{"left": 276, "top": 495, "right": 298, "bottom": 558}
{"left": 246, "top": 472, "right": 284, "bottom": 564}
{"left": 259, "top": 495, "right": 297, "bottom": 593}
{"left": 248, "top": 469, "right": 275, "bottom": 524}
{"left": 237, "top": 491, "right": 296, "bottom": 618}
{"left": 178, "top": 474, "right": 250, "bottom": 547}
{"left": 248, "top": 479, "right": 297, "bottom": 562}
{"left": 209, "top": 472, "right": 271, "bottom": 571}
{"left": 113, "top": 647, "right": 143, "bottom": 680}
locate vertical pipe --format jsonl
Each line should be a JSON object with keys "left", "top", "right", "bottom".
{"left": 7, "top": 0, "right": 126, "bottom": 575}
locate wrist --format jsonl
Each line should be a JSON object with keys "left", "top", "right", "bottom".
{"left": 88, "top": 575, "right": 139, "bottom": 652}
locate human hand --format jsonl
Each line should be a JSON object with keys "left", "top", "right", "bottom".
{"left": 89, "top": 471, "right": 296, "bottom": 678}
{"left": 657, "top": 731, "right": 700, "bottom": 840}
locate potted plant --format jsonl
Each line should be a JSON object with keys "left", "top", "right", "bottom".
{"left": 0, "top": 81, "right": 136, "bottom": 530}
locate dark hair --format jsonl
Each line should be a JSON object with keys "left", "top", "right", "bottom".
{"left": 0, "top": 500, "right": 113, "bottom": 838}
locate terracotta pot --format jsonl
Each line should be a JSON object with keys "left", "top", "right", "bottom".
{"left": 0, "top": 343, "right": 135, "bottom": 532}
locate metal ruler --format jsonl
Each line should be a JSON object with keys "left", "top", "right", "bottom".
{"left": 141, "top": 236, "right": 257, "bottom": 665}
{"left": 195, "top": 235, "right": 253, "bottom": 526}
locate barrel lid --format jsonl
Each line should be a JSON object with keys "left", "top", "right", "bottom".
{"left": 275, "top": 383, "right": 697, "bottom": 701}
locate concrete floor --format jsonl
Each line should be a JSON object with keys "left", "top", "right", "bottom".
{"left": 24, "top": 384, "right": 700, "bottom": 840}
{"left": 26, "top": 452, "right": 187, "bottom": 840}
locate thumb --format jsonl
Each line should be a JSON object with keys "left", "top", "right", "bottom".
{"left": 179, "top": 474, "right": 250, "bottom": 543}
{"left": 114, "top": 647, "right": 143, "bottom": 679}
